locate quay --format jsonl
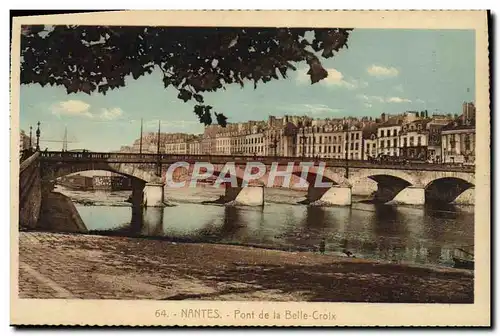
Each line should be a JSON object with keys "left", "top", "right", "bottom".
{"left": 19, "top": 231, "right": 473, "bottom": 302}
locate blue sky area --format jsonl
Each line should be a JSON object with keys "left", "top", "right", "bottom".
{"left": 19, "top": 29, "right": 475, "bottom": 152}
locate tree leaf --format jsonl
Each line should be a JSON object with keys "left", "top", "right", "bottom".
{"left": 177, "top": 88, "right": 192, "bottom": 102}
{"left": 307, "top": 57, "right": 328, "bottom": 84}
{"left": 20, "top": 26, "right": 352, "bottom": 125}
{"left": 215, "top": 112, "right": 228, "bottom": 127}
{"left": 193, "top": 93, "right": 204, "bottom": 103}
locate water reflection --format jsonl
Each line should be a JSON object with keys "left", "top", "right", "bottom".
{"left": 76, "top": 199, "right": 474, "bottom": 268}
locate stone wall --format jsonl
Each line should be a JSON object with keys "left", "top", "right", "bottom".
{"left": 37, "top": 192, "right": 88, "bottom": 233}
{"left": 19, "top": 153, "right": 42, "bottom": 229}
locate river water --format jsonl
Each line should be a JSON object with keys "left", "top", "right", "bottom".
{"left": 55, "top": 185, "right": 474, "bottom": 268}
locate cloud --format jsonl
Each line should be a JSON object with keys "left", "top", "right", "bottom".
{"left": 51, "top": 100, "right": 125, "bottom": 120}
{"left": 387, "top": 97, "right": 412, "bottom": 103}
{"left": 363, "top": 103, "right": 373, "bottom": 108}
{"left": 416, "top": 98, "right": 425, "bottom": 104}
{"left": 296, "top": 67, "right": 367, "bottom": 90}
{"left": 100, "top": 107, "right": 123, "bottom": 120}
{"left": 357, "top": 94, "right": 385, "bottom": 103}
{"left": 302, "top": 104, "right": 342, "bottom": 115}
{"left": 140, "top": 120, "right": 200, "bottom": 130}
{"left": 367, "top": 65, "right": 399, "bottom": 78}
{"left": 357, "top": 94, "right": 411, "bottom": 104}
{"left": 277, "top": 103, "right": 342, "bottom": 116}
{"left": 51, "top": 100, "right": 92, "bottom": 118}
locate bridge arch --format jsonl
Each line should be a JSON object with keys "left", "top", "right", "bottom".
{"left": 348, "top": 170, "right": 418, "bottom": 203}
{"left": 419, "top": 171, "right": 475, "bottom": 187}
{"left": 349, "top": 169, "right": 420, "bottom": 187}
{"left": 40, "top": 162, "right": 164, "bottom": 207}
{"left": 425, "top": 177, "right": 475, "bottom": 204}
{"left": 40, "top": 161, "right": 158, "bottom": 184}
{"left": 290, "top": 165, "right": 350, "bottom": 188}
{"left": 177, "top": 163, "right": 252, "bottom": 187}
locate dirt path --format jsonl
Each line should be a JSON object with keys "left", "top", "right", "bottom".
{"left": 18, "top": 231, "right": 473, "bottom": 302}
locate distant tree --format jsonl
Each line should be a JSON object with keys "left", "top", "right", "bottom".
{"left": 20, "top": 25, "right": 352, "bottom": 127}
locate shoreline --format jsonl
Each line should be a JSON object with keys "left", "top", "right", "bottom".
{"left": 21, "top": 228, "right": 471, "bottom": 275}
{"left": 18, "top": 231, "right": 474, "bottom": 302}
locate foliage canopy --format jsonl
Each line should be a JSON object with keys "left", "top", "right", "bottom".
{"left": 21, "top": 25, "right": 352, "bottom": 126}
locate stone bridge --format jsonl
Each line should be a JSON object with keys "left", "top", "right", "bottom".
{"left": 35, "top": 151, "right": 475, "bottom": 207}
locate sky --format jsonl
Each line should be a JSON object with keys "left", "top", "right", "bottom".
{"left": 19, "top": 29, "right": 475, "bottom": 152}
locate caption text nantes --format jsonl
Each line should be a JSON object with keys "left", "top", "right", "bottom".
{"left": 156, "top": 308, "right": 336, "bottom": 321}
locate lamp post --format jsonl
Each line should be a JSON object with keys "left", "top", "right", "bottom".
{"left": 29, "top": 126, "right": 32, "bottom": 150}
{"left": 35, "top": 121, "right": 40, "bottom": 151}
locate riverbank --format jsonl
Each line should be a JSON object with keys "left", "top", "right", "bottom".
{"left": 19, "top": 231, "right": 473, "bottom": 302}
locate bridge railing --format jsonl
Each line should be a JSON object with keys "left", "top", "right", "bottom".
{"left": 40, "top": 151, "right": 159, "bottom": 161}
{"left": 38, "top": 151, "right": 475, "bottom": 173}
{"left": 20, "top": 151, "right": 40, "bottom": 173}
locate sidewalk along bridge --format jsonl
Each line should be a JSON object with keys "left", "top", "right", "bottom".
{"left": 35, "top": 151, "right": 475, "bottom": 207}
{"left": 39, "top": 151, "right": 474, "bottom": 172}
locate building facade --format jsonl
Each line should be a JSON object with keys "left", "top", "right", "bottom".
{"left": 187, "top": 136, "right": 202, "bottom": 155}
{"left": 377, "top": 120, "right": 402, "bottom": 157}
{"left": 118, "top": 106, "right": 475, "bottom": 164}
{"left": 399, "top": 119, "right": 430, "bottom": 161}
{"left": 362, "top": 126, "right": 378, "bottom": 160}
{"left": 441, "top": 121, "right": 475, "bottom": 164}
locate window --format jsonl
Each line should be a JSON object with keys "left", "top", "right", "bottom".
{"left": 450, "top": 134, "right": 456, "bottom": 148}
{"left": 351, "top": 133, "right": 355, "bottom": 141}
{"left": 355, "top": 143, "right": 359, "bottom": 150}
{"left": 417, "top": 136, "right": 421, "bottom": 146}
{"left": 319, "top": 137, "right": 322, "bottom": 144}
{"left": 386, "top": 140, "right": 390, "bottom": 148}
{"left": 332, "top": 146, "right": 335, "bottom": 153}
{"left": 367, "top": 143, "right": 370, "bottom": 149}
{"left": 381, "top": 130, "right": 385, "bottom": 137}
{"left": 394, "top": 139, "right": 398, "bottom": 147}
{"left": 350, "top": 143, "right": 354, "bottom": 150}
{"left": 393, "top": 129, "right": 397, "bottom": 136}
{"left": 403, "top": 138, "right": 407, "bottom": 147}
{"left": 355, "top": 133, "right": 359, "bottom": 140}
{"left": 409, "top": 136, "right": 414, "bottom": 146}
{"left": 380, "top": 140, "right": 384, "bottom": 148}
{"left": 464, "top": 134, "right": 471, "bottom": 151}
{"left": 333, "top": 136, "right": 336, "bottom": 143}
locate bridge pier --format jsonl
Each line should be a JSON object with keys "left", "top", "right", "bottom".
{"left": 143, "top": 182, "right": 165, "bottom": 207}
{"left": 389, "top": 186, "right": 425, "bottom": 205}
{"left": 130, "top": 179, "right": 145, "bottom": 207}
{"left": 224, "top": 185, "right": 264, "bottom": 206}
{"left": 452, "top": 187, "right": 475, "bottom": 205}
{"left": 307, "top": 185, "right": 352, "bottom": 206}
